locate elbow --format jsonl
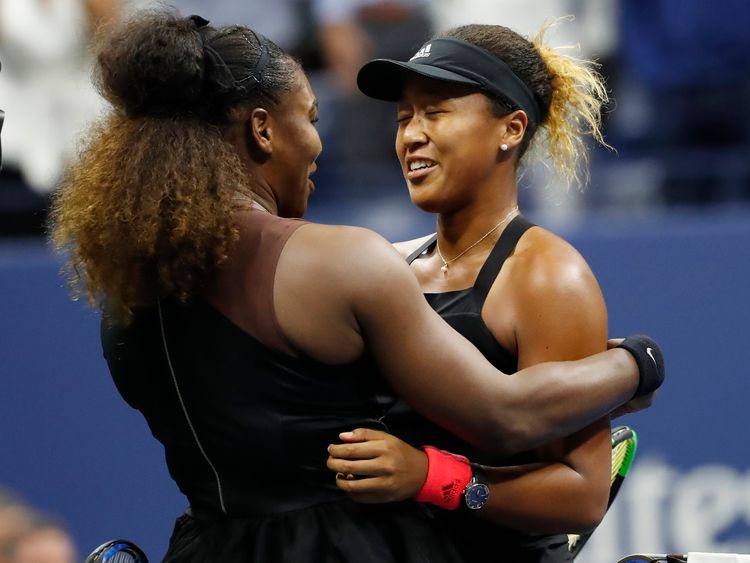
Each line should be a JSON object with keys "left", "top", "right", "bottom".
{"left": 482, "top": 381, "right": 566, "bottom": 456}
{"left": 565, "top": 483, "right": 610, "bottom": 534}
{"left": 482, "top": 408, "right": 536, "bottom": 457}
{"left": 566, "top": 500, "right": 607, "bottom": 534}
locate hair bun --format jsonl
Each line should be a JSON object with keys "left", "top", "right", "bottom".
{"left": 96, "top": 13, "right": 206, "bottom": 117}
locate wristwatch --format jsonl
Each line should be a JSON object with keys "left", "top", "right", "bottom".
{"left": 463, "top": 463, "right": 490, "bottom": 510}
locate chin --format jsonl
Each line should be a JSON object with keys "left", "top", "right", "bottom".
{"left": 408, "top": 187, "right": 445, "bottom": 215}
{"left": 295, "top": 200, "right": 310, "bottom": 218}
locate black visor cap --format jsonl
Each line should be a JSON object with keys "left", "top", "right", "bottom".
{"left": 357, "top": 38, "right": 542, "bottom": 125}
{"left": 357, "top": 59, "right": 483, "bottom": 102}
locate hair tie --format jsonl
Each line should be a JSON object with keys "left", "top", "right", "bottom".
{"left": 236, "top": 30, "right": 269, "bottom": 87}
{"left": 187, "top": 15, "right": 268, "bottom": 93}
{"left": 187, "top": 14, "right": 210, "bottom": 29}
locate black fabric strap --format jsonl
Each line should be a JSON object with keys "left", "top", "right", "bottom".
{"left": 404, "top": 216, "right": 534, "bottom": 285}
{"left": 405, "top": 234, "right": 438, "bottom": 265}
{"left": 473, "top": 215, "right": 535, "bottom": 300}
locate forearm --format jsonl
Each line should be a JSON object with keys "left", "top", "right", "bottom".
{"left": 476, "top": 461, "right": 608, "bottom": 533}
{"left": 500, "top": 349, "right": 636, "bottom": 455}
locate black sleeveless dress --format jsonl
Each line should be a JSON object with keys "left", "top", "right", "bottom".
{"left": 100, "top": 214, "right": 470, "bottom": 563}
{"left": 385, "top": 215, "right": 572, "bottom": 563}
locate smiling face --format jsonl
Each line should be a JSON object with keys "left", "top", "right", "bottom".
{"left": 268, "top": 70, "right": 322, "bottom": 218}
{"left": 396, "top": 75, "right": 510, "bottom": 213}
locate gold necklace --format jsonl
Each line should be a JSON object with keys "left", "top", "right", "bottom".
{"left": 436, "top": 206, "right": 519, "bottom": 274}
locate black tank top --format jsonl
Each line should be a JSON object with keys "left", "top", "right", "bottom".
{"left": 387, "top": 215, "right": 533, "bottom": 463}
{"left": 387, "top": 215, "right": 572, "bottom": 563}
{"left": 100, "top": 212, "right": 472, "bottom": 562}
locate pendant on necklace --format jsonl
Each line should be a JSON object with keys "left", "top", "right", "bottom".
{"left": 441, "top": 263, "right": 449, "bottom": 273}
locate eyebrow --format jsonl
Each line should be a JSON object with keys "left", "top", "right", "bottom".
{"left": 310, "top": 99, "right": 319, "bottom": 113}
{"left": 397, "top": 95, "right": 446, "bottom": 110}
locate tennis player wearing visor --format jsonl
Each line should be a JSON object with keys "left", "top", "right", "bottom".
{"left": 328, "top": 22, "right": 649, "bottom": 563}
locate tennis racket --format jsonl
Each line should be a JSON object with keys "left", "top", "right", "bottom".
{"left": 568, "top": 425, "right": 638, "bottom": 559}
{"left": 617, "top": 555, "right": 687, "bottom": 563}
{"left": 84, "top": 539, "right": 148, "bottom": 563}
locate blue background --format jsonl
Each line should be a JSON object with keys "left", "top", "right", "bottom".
{"left": 1, "top": 204, "right": 749, "bottom": 560}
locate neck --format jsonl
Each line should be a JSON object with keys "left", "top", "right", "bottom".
{"left": 436, "top": 190, "right": 518, "bottom": 259}
{"left": 228, "top": 118, "right": 280, "bottom": 216}
{"left": 248, "top": 185, "right": 278, "bottom": 215}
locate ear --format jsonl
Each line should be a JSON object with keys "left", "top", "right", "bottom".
{"left": 499, "top": 110, "right": 528, "bottom": 152}
{"left": 249, "top": 108, "right": 273, "bottom": 156}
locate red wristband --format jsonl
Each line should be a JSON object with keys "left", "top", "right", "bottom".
{"left": 414, "top": 446, "right": 473, "bottom": 510}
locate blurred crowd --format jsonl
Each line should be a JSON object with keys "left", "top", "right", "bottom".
{"left": 1, "top": 0, "right": 749, "bottom": 235}
{"left": 0, "top": 488, "right": 75, "bottom": 563}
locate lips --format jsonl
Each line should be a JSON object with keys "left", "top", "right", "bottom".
{"left": 308, "top": 162, "right": 317, "bottom": 193}
{"left": 404, "top": 154, "right": 438, "bottom": 181}
{"left": 405, "top": 157, "right": 438, "bottom": 181}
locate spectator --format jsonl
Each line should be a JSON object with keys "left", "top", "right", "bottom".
{"left": 311, "top": 1, "right": 434, "bottom": 192}
{"left": 0, "top": 0, "right": 117, "bottom": 194}
{"left": 167, "top": 0, "right": 304, "bottom": 50}
{"left": 11, "top": 515, "right": 76, "bottom": 563}
{"left": 615, "top": 0, "right": 750, "bottom": 205}
{"left": 0, "top": 489, "right": 31, "bottom": 563}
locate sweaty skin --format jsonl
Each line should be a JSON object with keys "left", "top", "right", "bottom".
{"left": 327, "top": 74, "right": 615, "bottom": 533}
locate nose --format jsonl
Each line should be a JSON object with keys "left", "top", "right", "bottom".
{"left": 400, "top": 115, "right": 428, "bottom": 150}
{"left": 314, "top": 130, "right": 323, "bottom": 160}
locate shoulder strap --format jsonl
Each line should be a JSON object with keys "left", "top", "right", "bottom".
{"left": 207, "top": 210, "right": 306, "bottom": 356}
{"left": 405, "top": 234, "right": 438, "bottom": 265}
{"left": 473, "top": 215, "right": 535, "bottom": 300}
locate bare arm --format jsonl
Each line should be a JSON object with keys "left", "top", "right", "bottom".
{"left": 328, "top": 427, "right": 607, "bottom": 532}
{"left": 275, "top": 225, "right": 641, "bottom": 456}
{"left": 328, "top": 233, "right": 613, "bottom": 532}
{"left": 475, "top": 236, "right": 611, "bottom": 530}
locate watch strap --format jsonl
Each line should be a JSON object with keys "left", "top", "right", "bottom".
{"left": 470, "top": 462, "right": 488, "bottom": 486}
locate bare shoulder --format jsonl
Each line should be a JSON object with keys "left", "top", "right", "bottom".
{"left": 492, "top": 226, "right": 608, "bottom": 364}
{"left": 292, "top": 222, "right": 403, "bottom": 263}
{"left": 392, "top": 234, "right": 435, "bottom": 260}
{"left": 275, "top": 222, "right": 420, "bottom": 363}
{"left": 508, "top": 225, "right": 601, "bottom": 299}
{"left": 290, "top": 222, "right": 389, "bottom": 253}
{"left": 283, "top": 222, "right": 416, "bottom": 293}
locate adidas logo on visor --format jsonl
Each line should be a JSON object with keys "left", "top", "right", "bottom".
{"left": 409, "top": 43, "right": 432, "bottom": 61}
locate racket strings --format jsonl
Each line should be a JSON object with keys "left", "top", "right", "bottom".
{"left": 611, "top": 441, "right": 630, "bottom": 481}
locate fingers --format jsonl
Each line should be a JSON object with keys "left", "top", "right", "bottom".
{"left": 328, "top": 439, "right": 384, "bottom": 461}
{"left": 607, "top": 338, "right": 625, "bottom": 350}
{"left": 326, "top": 455, "right": 394, "bottom": 477}
{"left": 631, "top": 389, "right": 658, "bottom": 411}
{"left": 334, "top": 474, "right": 394, "bottom": 503}
{"left": 337, "top": 428, "right": 388, "bottom": 442}
{"left": 610, "top": 389, "right": 658, "bottom": 419}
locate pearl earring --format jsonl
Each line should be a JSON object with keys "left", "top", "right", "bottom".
{"left": 501, "top": 143, "right": 509, "bottom": 151}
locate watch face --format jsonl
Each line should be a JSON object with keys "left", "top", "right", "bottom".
{"left": 465, "top": 483, "right": 490, "bottom": 510}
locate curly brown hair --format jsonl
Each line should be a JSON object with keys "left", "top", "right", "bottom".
{"left": 438, "top": 19, "right": 610, "bottom": 189}
{"left": 49, "top": 11, "right": 299, "bottom": 324}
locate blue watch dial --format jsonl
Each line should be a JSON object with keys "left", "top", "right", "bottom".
{"left": 465, "top": 483, "right": 490, "bottom": 510}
